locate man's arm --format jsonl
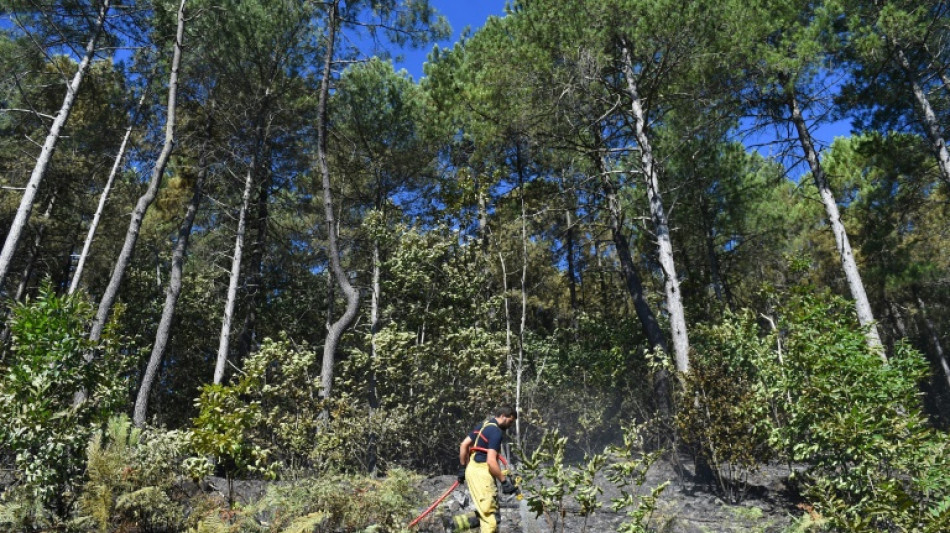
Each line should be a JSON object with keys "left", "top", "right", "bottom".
{"left": 459, "top": 436, "right": 473, "bottom": 466}
{"left": 486, "top": 448, "right": 506, "bottom": 481}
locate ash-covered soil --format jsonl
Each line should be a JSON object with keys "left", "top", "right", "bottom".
{"left": 414, "top": 457, "right": 807, "bottom": 533}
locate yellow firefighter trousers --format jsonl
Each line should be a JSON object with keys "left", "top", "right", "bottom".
{"left": 465, "top": 460, "right": 498, "bottom": 533}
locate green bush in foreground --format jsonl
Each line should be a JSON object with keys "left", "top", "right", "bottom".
{"left": 682, "top": 289, "right": 950, "bottom": 531}
{"left": 186, "top": 468, "right": 423, "bottom": 532}
{"left": 76, "top": 414, "right": 192, "bottom": 532}
{"left": 0, "top": 284, "right": 127, "bottom": 529}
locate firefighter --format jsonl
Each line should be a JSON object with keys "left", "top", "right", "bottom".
{"left": 454, "top": 405, "right": 518, "bottom": 532}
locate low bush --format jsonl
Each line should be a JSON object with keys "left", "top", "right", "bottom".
{"left": 0, "top": 285, "right": 128, "bottom": 529}
{"left": 186, "top": 468, "right": 423, "bottom": 532}
{"left": 520, "top": 424, "right": 667, "bottom": 533}
{"left": 679, "top": 289, "right": 950, "bottom": 530}
{"left": 677, "top": 311, "right": 776, "bottom": 502}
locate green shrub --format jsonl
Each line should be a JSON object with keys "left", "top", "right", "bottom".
{"left": 762, "top": 293, "right": 949, "bottom": 530}
{"left": 684, "top": 289, "right": 950, "bottom": 530}
{"left": 677, "top": 311, "right": 776, "bottom": 502}
{"left": 77, "top": 415, "right": 191, "bottom": 532}
{"left": 0, "top": 284, "right": 128, "bottom": 526}
{"left": 190, "top": 381, "right": 280, "bottom": 490}
{"left": 520, "top": 425, "right": 667, "bottom": 533}
{"left": 186, "top": 468, "right": 422, "bottom": 532}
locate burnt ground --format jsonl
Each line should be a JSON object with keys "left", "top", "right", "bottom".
{"left": 413, "top": 457, "right": 811, "bottom": 533}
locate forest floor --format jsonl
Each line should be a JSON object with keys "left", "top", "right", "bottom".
{"left": 413, "top": 457, "right": 812, "bottom": 533}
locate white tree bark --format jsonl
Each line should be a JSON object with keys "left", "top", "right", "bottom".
{"left": 0, "top": 0, "right": 110, "bottom": 288}
{"left": 893, "top": 43, "right": 950, "bottom": 187}
{"left": 621, "top": 43, "right": 690, "bottom": 373}
{"left": 787, "top": 90, "right": 885, "bottom": 359}
{"left": 133, "top": 165, "right": 205, "bottom": 426}
{"left": 213, "top": 166, "right": 255, "bottom": 385}
{"left": 89, "top": 0, "right": 187, "bottom": 345}
{"left": 367, "top": 238, "right": 381, "bottom": 474}
{"left": 317, "top": 2, "right": 360, "bottom": 400}
{"left": 69, "top": 88, "right": 148, "bottom": 295}
{"left": 916, "top": 294, "right": 950, "bottom": 391}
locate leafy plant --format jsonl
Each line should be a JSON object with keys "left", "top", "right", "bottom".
{"left": 190, "top": 381, "right": 280, "bottom": 496}
{"left": 186, "top": 468, "right": 422, "bottom": 532}
{"left": 676, "top": 311, "right": 776, "bottom": 503}
{"left": 520, "top": 425, "right": 667, "bottom": 533}
{"left": 77, "top": 414, "right": 192, "bottom": 532}
{"left": 0, "top": 283, "right": 128, "bottom": 525}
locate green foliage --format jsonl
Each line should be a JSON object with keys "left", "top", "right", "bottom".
{"left": 0, "top": 284, "right": 128, "bottom": 524}
{"left": 677, "top": 311, "right": 776, "bottom": 503}
{"left": 190, "top": 381, "right": 280, "bottom": 482}
{"left": 520, "top": 425, "right": 667, "bottom": 533}
{"left": 337, "top": 225, "right": 510, "bottom": 470}
{"left": 187, "top": 468, "right": 422, "bottom": 532}
{"left": 238, "top": 335, "right": 325, "bottom": 469}
{"left": 77, "top": 414, "right": 192, "bottom": 532}
{"left": 114, "top": 486, "right": 185, "bottom": 531}
{"left": 680, "top": 288, "right": 950, "bottom": 530}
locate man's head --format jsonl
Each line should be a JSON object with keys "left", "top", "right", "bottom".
{"left": 495, "top": 405, "right": 517, "bottom": 429}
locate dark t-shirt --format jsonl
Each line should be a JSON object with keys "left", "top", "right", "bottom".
{"left": 469, "top": 418, "right": 504, "bottom": 463}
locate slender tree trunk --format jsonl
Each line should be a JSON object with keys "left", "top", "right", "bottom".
{"left": 317, "top": 2, "right": 359, "bottom": 400}
{"left": 0, "top": 191, "right": 59, "bottom": 346}
{"left": 565, "top": 209, "right": 578, "bottom": 315}
{"left": 499, "top": 251, "right": 513, "bottom": 372}
{"left": 786, "top": 89, "right": 885, "bottom": 359}
{"left": 213, "top": 164, "right": 257, "bottom": 385}
{"left": 893, "top": 42, "right": 950, "bottom": 187}
{"left": 477, "top": 174, "right": 489, "bottom": 253}
{"left": 89, "top": 0, "right": 187, "bottom": 345}
{"left": 888, "top": 301, "right": 908, "bottom": 339}
{"left": 69, "top": 88, "right": 148, "bottom": 295}
{"left": 915, "top": 292, "right": 950, "bottom": 391}
{"left": 367, "top": 237, "right": 382, "bottom": 475}
{"left": 600, "top": 159, "right": 671, "bottom": 417}
{"left": 236, "top": 164, "right": 272, "bottom": 362}
{"left": 18, "top": 193, "right": 57, "bottom": 301}
{"left": 133, "top": 162, "right": 206, "bottom": 426}
{"left": 621, "top": 43, "right": 690, "bottom": 373}
{"left": 0, "top": 0, "right": 110, "bottom": 288}
{"left": 516, "top": 151, "right": 528, "bottom": 442}
{"left": 700, "top": 195, "right": 730, "bottom": 310}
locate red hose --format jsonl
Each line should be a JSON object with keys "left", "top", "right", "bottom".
{"left": 408, "top": 479, "right": 460, "bottom": 529}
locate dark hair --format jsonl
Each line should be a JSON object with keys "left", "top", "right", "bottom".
{"left": 495, "top": 405, "right": 517, "bottom": 418}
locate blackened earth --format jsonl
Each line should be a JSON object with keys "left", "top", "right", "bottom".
{"left": 414, "top": 458, "right": 807, "bottom": 533}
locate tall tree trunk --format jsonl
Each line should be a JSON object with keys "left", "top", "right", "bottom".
{"left": 0, "top": 0, "right": 110, "bottom": 288}
{"left": 565, "top": 209, "right": 578, "bottom": 315}
{"left": 499, "top": 251, "right": 513, "bottom": 372}
{"left": 515, "top": 147, "right": 528, "bottom": 442}
{"left": 17, "top": 193, "right": 57, "bottom": 302}
{"left": 621, "top": 43, "right": 690, "bottom": 374}
{"left": 786, "top": 88, "right": 885, "bottom": 359}
{"left": 915, "top": 291, "right": 950, "bottom": 391}
{"left": 69, "top": 88, "right": 148, "bottom": 295}
{"left": 700, "top": 195, "right": 731, "bottom": 310}
{"left": 213, "top": 162, "right": 257, "bottom": 385}
{"left": 367, "top": 237, "right": 382, "bottom": 475}
{"left": 132, "top": 157, "right": 208, "bottom": 427}
{"left": 133, "top": 161, "right": 206, "bottom": 426}
{"left": 89, "top": 0, "right": 187, "bottom": 345}
{"left": 600, "top": 158, "right": 671, "bottom": 417}
{"left": 235, "top": 164, "right": 272, "bottom": 363}
{"left": 893, "top": 42, "right": 950, "bottom": 187}
{"left": 317, "top": 2, "right": 359, "bottom": 400}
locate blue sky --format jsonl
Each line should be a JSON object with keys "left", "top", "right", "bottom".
{"left": 391, "top": 0, "right": 509, "bottom": 80}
